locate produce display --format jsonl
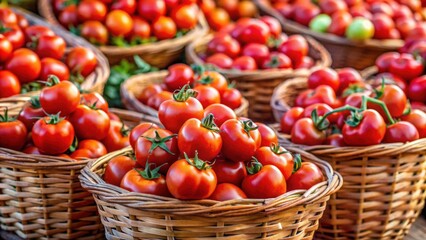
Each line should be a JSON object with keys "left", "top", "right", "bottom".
{"left": 271, "top": 0, "right": 426, "bottom": 41}
{"left": 0, "top": 7, "right": 97, "bottom": 98}
{"left": 52, "top": 0, "right": 200, "bottom": 46}
{"left": 103, "top": 86, "right": 324, "bottom": 200}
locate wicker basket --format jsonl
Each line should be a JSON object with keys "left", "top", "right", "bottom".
{"left": 254, "top": 0, "right": 404, "bottom": 70}
{"left": 185, "top": 34, "right": 331, "bottom": 121}
{"left": 38, "top": 0, "right": 209, "bottom": 67}
{"left": 13, "top": 7, "right": 109, "bottom": 94}
{"left": 120, "top": 70, "right": 250, "bottom": 118}
{"left": 0, "top": 94, "right": 159, "bottom": 239}
{"left": 80, "top": 146, "right": 342, "bottom": 240}
{"left": 269, "top": 77, "right": 426, "bottom": 240}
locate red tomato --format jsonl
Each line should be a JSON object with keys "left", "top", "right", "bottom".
{"left": 24, "top": 25, "right": 55, "bottom": 41}
{"left": 389, "top": 53, "right": 424, "bottom": 81}
{"left": 164, "top": 64, "right": 194, "bottom": 91}
{"left": 383, "top": 121, "right": 419, "bottom": 143}
{"left": 102, "top": 120, "right": 130, "bottom": 152}
{"left": 66, "top": 47, "right": 97, "bottom": 77}
{"left": 308, "top": 68, "right": 339, "bottom": 93}
{"left": 70, "top": 149, "right": 93, "bottom": 160}
{"left": 298, "top": 85, "right": 337, "bottom": 108}
{"left": 255, "top": 122, "right": 278, "bottom": 147}
{"left": 81, "top": 92, "right": 109, "bottom": 113}
{"left": 342, "top": 109, "right": 386, "bottom": 146}
{"left": 261, "top": 52, "right": 292, "bottom": 69}
{"left": 336, "top": 68, "right": 363, "bottom": 96}
{"left": 293, "top": 3, "right": 320, "bottom": 26}
{"left": 59, "top": 5, "right": 79, "bottom": 28}
{"left": 121, "top": 167, "right": 171, "bottom": 196}
{"left": 6, "top": 48, "right": 41, "bottom": 84}
{"left": 280, "top": 107, "right": 304, "bottom": 134}
{"left": 171, "top": 3, "right": 198, "bottom": 29}
{"left": 0, "top": 109, "right": 27, "bottom": 150}
{"left": 255, "top": 144, "right": 294, "bottom": 180}
{"left": 291, "top": 118, "right": 326, "bottom": 146}
{"left": 234, "top": 18, "right": 271, "bottom": 45}
{"left": 104, "top": 155, "right": 136, "bottom": 186}
{"left": 206, "top": 8, "right": 230, "bottom": 31}
{"left": 178, "top": 114, "right": 222, "bottom": 161}
{"left": 259, "top": 16, "right": 282, "bottom": 37}
{"left": 32, "top": 115, "right": 75, "bottom": 155}
{"left": 147, "top": 91, "right": 173, "bottom": 110}
{"left": 137, "top": 0, "right": 166, "bottom": 22}
{"left": 152, "top": 16, "right": 176, "bottom": 40}
{"left": 138, "top": 84, "right": 162, "bottom": 104}
{"left": 375, "top": 52, "right": 400, "bottom": 73}
{"left": 40, "top": 76, "right": 80, "bottom": 116}
{"left": 18, "top": 96, "right": 45, "bottom": 131}
{"left": 278, "top": 35, "right": 308, "bottom": 65}
{"left": 35, "top": 35, "right": 66, "bottom": 60}
{"left": 325, "top": 133, "right": 345, "bottom": 147}
{"left": 23, "top": 145, "right": 42, "bottom": 155}
{"left": 206, "top": 53, "right": 233, "bottom": 69}
{"left": 207, "top": 34, "right": 240, "bottom": 58}
{"left": 372, "top": 13, "right": 397, "bottom": 39}
{"left": 328, "top": 11, "right": 352, "bottom": 36}
{"left": 302, "top": 103, "right": 336, "bottom": 122}
{"left": 242, "top": 43, "right": 270, "bottom": 66}
{"left": 166, "top": 154, "right": 217, "bottom": 200}
{"left": 2, "top": 26, "right": 24, "bottom": 50}
{"left": 319, "top": 0, "right": 347, "bottom": 15}
{"left": 80, "top": 20, "right": 109, "bottom": 45}
{"left": 0, "top": 35, "right": 12, "bottom": 63}
{"left": 220, "top": 119, "right": 261, "bottom": 162}
{"left": 209, "top": 183, "right": 247, "bottom": 201}
{"left": 106, "top": 10, "right": 133, "bottom": 37}
{"left": 193, "top": 85, "right": 220, "bottom": 108}
{"left": 0, "top": 7, "right": 17, "bottom": 26}
{"left": 0, "top": 70, "right": 20, "bottom": 98}
{"left": 369, "top": 84, "right": 407, "bottom": 118}
{"left": 69, "top": 105, "right": 110, "bottom": 140}
{"left": 294, "top": 56, "right": 314, "bottom": 69}
{"left": 128, "top": 16, "right": 151, "bottom": 41}
{"left": 111, "top": 0, "right": 136, "bottom": 15}
{"left": 77, "top": 0, "right": 107, "bottom": 22}
{"left": 408, "top": 76, "right": 426, "bottom": 102}
{"left": 371, "top": 73, "right": 407, "bottom": 94}
{"left": 195, "top": 71, "right": 228, "bottom": 95}
{"left": 39, "top": 58, "right": 70, "bottom": 81}
{"left": 212, "top": 158, "right": 247, "bottom": 185}
{"left": 231, "top": 56, "right": 258, "bottom": 70}
{"left": 77, "top": 139, "right": 107, "bottom": 158}
{"left": 129, "top": 122, "right": 159, "bottom": 149}
{"left": 396, "top": 18, "right": 416, "bottom": 39}
{"left": 203, "top": 103, "right": 236, "bottom": 127}
{"left": 401, "top": 109, "right": 426, "bottom": 138}
{"left": 242, "top": 161, "right": 286, "bottom": 198}
{"left": 287, "top": 162, "right": 324, "bottom": 191}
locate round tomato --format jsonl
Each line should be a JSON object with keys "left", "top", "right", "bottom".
{"left": 408, "top": 76, "right": 426, "bottom": 103}
{"left": 212, "top": 157, "right": 247, "bottom": 186}
{"left": 241, "top": 43, "right": 270, "bottom": 66}
{"left": 129, "top": 122, "right": 159, "bottom": 149}
{"left": 203, "top": 103, "right": 236, "bottom": 127}
{"left": 59, "top": 5, "right": 79, "bottom": 28}
{"left": 152, "top": 16, "right": 176, "bottom": 40}
{"left": 193, "top": 85, "right": 220, "bottom": 108}
{"left": 77, "top": 0, "right": 107, "bottom": 22}
{"left": 297, "top": 85, "right": 337, "bottom": 108}
{"left": 209, "top": 183, "right": 247, "bottom": 201}
{"left": 255, "top": 122, "right": 278, "bottom": 147}
{"left": 0, "top": 70, "right": 20, "bottom": 98}
{"left": 164, "top": 64, "right": 194, "bottom": 91}
{"left": 0, "top": 7, "right": 17, "bottom": 26}
{"left": 128, "top": 16, "right": 151, "bottom": 41}
{"left": 236, "top": 19, "right": 271, "bottom": 45}
{"left": 171, "top": 3, "right": 198, "bottom": 29}
{"left": 6, "top": 48, "right": 41, "bottom": 84}
{"left": 147, "top": 91, "right": 173, "bottom": 110}
{"left": 69, "top": 105, "right": 110, "bottom": 140}
{"left": 242, "top": 161, "right": 286, "bottom": 198}
{"left": 81, "top": 92, "right": 109, "bottom": 113}
{"left": 221, "top": 87, "right": 242, "bottom": 110}
{"left": 39, "top": 58, "right": 70, "bottom": 81}
{"left": 232, "top": 56, "right": 258, "bottom": 70}
{"left": 401, "top": 109, "right": 426, "bottom": 138}
{"left": 23, "top": 145, "right": 42, "bottom": 155}
{"left": 120, "top": 167, "right": 171, "bottom": 196}
{"left": 325, "top": 133, "right": 345, "bottom": 147}
{"left": 80, "top": 20, "right": 109, "bottom": 45}
{"left": 111, "top": 0, "right": 136, "bottom": 14}
{"left": 2, "top": 27, "right": 24, "bottom": 50}
{"left": 104, "top": 155, "right": 136, "bottom": 186}
{"left": 18, "top": 96, "right": 45, "bottom": 131}
{"left": 66, "top": 47, "right": 97, "bottom": 77}
{"left": 287, "top": 162, "right": 324, "bottom": 191}
{"left": 337, "top": 68, "right": 363, "bottom": 95}
{"left": 0, "top": 109, "right": 27, "bottom": 151}
{"left": 280, "top": 107, "right": 304, "bottom": 134}
{"left": 35, "top": 35, "right": 66, "bottom": 60}
{"left": 206, "top": 8, "right": 230, "bottom": 31}
{"left": 383, "top": 121, "right": 419, "bottom": 143}
{"left": 77, "top": 139, "right": 107, "bottom": 158}
{"left": 389, "top": 53, "right": 423, "bottom": 81}
{"left": 375, "top": 52, "right": 400, "bottom": 73}
{"left": 308, "top": 68, "right": 340, "bottom": 93}
{"left": 342, "top": 109, "right": 386, "bottom": 146}
{"left": 207, "top": 34, "right": 240, "bottom": 58}
{"left": 0, "top": 35, "right": 12, "bottom": 63}
{"left": 106, "top": 10, "right": 133, "bottom": 37}
{"left": 278, "top": 35, "right": 308, "bottom": 65}
{"left": 206, "top": 53, "right": 233, "bottom": 69}
{"left": 24, "top": 26, "right": 55, "bottom": 41}
{"left": 261, "top": 53, "right": 292, "bottom": 69}
{"left": 102, "top": 120, "right": 130, "bottom": 152}
{"left": 369, "top": 84, "right": 407, "bottom": 118}
{"left": 137, "top": 0, "right": 166, "bottom": 22}
{"left": 254, "top": 144, "right": 294, "bottom": 180}
{"left": 195, "top": 71, "right": 228, "bottom": 95}
{"left": 15, "top": 14, "right": 28, "bottom": 29}
{"left": 291, "top": 118, "right": 326, "bottom": 146}
{"left": 40, "top": 76, "right": 80, "bottom": 116}
{"left": 260, "top": 16, "right": 282, "bottom": 37}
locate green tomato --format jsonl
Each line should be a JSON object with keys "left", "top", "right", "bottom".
{"left": 309, "top": 14, "right": 332, "bottom": 33}
{"left": 345, "top": 17, "right": 374, "bottom": 41}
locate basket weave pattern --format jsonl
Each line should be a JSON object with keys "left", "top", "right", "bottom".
{"left": 80, "top": 147, "right": 342, "bottom": 239}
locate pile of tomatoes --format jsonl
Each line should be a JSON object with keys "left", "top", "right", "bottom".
{"left": 52, "top": 0, "right": 200, "bottom": 46}
{"left": 203, "top": 17, "right": 315, "bottom": 71}
{"left": 0, "top": 75, "right": 131, "bottom": 159}
{"left": 272, "top": 0, "right": 426, "bottom": 41}
{"left": 104, "top": 86, "right": 325, "bottom": 200}
{"left": 0, "top": 7, "right": 97, "bottom": 98}
{"left": 137, "top": 63, "right": 243, "bottom": 110}
{"left": 280, "top": 67, "right": 426, "bottom": 146}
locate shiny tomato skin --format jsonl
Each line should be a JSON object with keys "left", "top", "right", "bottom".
{"left": 231, "top": 56, "right": 257, "bottom": 70}
{"left": 255, "top": 145, "right": 293, "bottom": 180}
{"left": 328, "top": 11, "right": 352, "bottom": 36}
{"left": 2, "top": 27, "right": 24, "bottom": 50}
{"left": 102, "top": 120, "right": 130, "bottom": 152}
{"left": 81, "top": 92, "right": 109, "bottom": 113}
{"left": 389, "top": 53, "right": 424, "bottom": 81}
{"left": 104, "top": 155, "right": 136, "bottom": 186}
{"left": 77, "top": 139, "right": 107, "bottom": 158}
{"left": 0, "top": 36, "right": 12, "bottom": 63}
{"left": 308, "top": 68, "right": 340, "bottom": 93}
{"left": 158, "top": 97, "right": 204, "bottom": 133}
{"left": 77, "top": 0, "right": 107, "bottom": 22}
{"left": 147, "top": 91, "right": 173, "bottom": 110}
{"left": 291, "top": 118, "right": 326, "bottom": 146}
{"left": 401, "top": 109, "right": 426, "bottom": 138}
{"left": 137, "top": 0, "right": 166, "bottom": 22}
{"left": 375, "top": 52, "right": 400, "bottom": 73}
{"left": 66, "top": 47, "right": 97, "bottom": 77}
{"left": 111, "top": 0, "right": 136, "bottom": 14}
{"left": 152, "top": 16, "right": 176, "bottom": 40}
{"left": 121, "top": 168, "right": 171, "bottom": 196}
{"left": 203, "top": 103, "right": 236, "bottom": 127}
{"left": 0, "top": 7, "right": 17, "bottom": 26}
{"left": 383, "top": 121, "right": 419, "bottom": 143}
{"left": 6, "top": 48, "right": 41, "bottom": 84}
{"left": 241, "top": 43, "right": 270, "bottom": 66}
{"left": 236, "top": 19, "right": 271, "bottom": 45}
{"left": 342, "top": 110, "right": 386, "bottom": 146}
{"left": 0, "top": 119, "right": 27, "bottom": 151}
{"left": 280, "top": 107, "right": 304, "bottom": 134}
{"left": 70, "top": 149, "right": 92, "bottom": 160}
{"left": 18, "top": 98, "right": 45, "bottom": 131}
{"left": 59, "top": 5, "right": 79, "bottom": 28}
{"left": 23, "top": 145, "right": 42, "bottom": 155}
{"left": 171, "top": 3, "right": 198, "bottom": 29}
{"left": 261, "top": 52, "right": 292, "bottom": 70}
{"left": 40, "top": 80, "right": 80, "bottom": 116}
{"left": 164, "top": 64, "right": 194, "bottom": 91}
{"left": 206, "top": 53, "right": 233, "bottom": 69}
{"left": 129, "top": 122, "right": 159, "bottom": 149}
{"left": 80, "top": 20, "right": 109, "bottom": 45}
{"left": 255, "top": 122, "right": 278, "bottom": 147}
{"left": 220, "top": 119, "right": 261, "bottom": 162}
{"left": 32, "top": 117, "right": 75, "bottom": 155}
{"left": 35, "top": 35, "right": 66, "bottom": 60}
{"left": 69, "top": 105, "right": 110, "bottom": 140}
{"left": 242, "top": 164, "right": 286, "bottom": 198}
{"left": 336, "top": 68, "right": 363, "bottom": 95}
{"left": 301, "top": 85, "right": 337, "bottom": 108}
{"left": 106, "top": 10, "right": 133, "bottom": 37}
{"left": 24, "top": 25, "right": 55, "bottom": 41}
{"left": 212, "top": 158, "right": 247, "bottom": 186}
{"left": 206, "top": 8, "right": 230, "bottom": 31}
{"left": 207, "top": 34, "right": 240, "bottom": 59}
{"left": 0, "top": 70, "right": 20, "bottom": 98}
{"left": 209, "top": 183, "right": 247, "bottom": 201}
{"left": 193, "top": 85, "right": 221, "bottom": 108}
{"left": 39, "top": 58, "right": 70, "bottom": 81}
{"left": 259, "top": 16, "right": 282, "bottom": 37}
{"left": 369, "top": 84, "right": 407, "bottom": 119}
{"left": 221, "top": 88, "right": 243, "bottom": 110}
{"left": 278, "top": 35, "right": 308, "bottom": 65}
{"left": 138, "top": 84, "right": 162, "bottom": 104}
{"left": 128, "top": 16, "right": 151, "bottom": 41}
{"left": 166, "top": 158, "right": 217, "bottom": 200}
{"left": 325, "top": 133, "right": 346, "bottom": 147}
{"left": 287, "top": 162, "right": 324, "bottom": 191}
{"left": 195, "top": 71, "right": 228, "bottom": 95}
{"left": 408, "top": 76, "right": 426, "bottom": 102}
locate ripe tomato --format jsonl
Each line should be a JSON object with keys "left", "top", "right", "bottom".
{"left": 287, "top": 162, "right": 324, "bottom": 191}
{"left": 135, "top": 128, "right": 178, "bottom": 174}
{"left": 255, "top": 122, "right": 278, "bottom": 147}
{"left": 383, "top": 121, "right": 419, "bottom": 143}
{"left": 104, "top": 155, "right": 136, "bottom": 186}
{"left": 69, "top": 105, "right": 110, "bottom": 140}
{"left": 207, "top": 34, "right": 240, "bottom": 59}
{"left": 212, "top": 157, "right": 247, "bottom": 185}
{"left": 231, "top": 56, "right": 257, "bottom": 70}
{"left": 147, "top": 91, "right": 173, "bottom": 110}
{"left": 221, "top": 87, "right": 243, "bottom": 110}
{"left": 206, "top": 53, "right": 233, "bottom": 69}
{"left": 80, "top": 20, "right": 109, "bottom": 45}
{"left": 235, "top": 19, "right": 271, "bottom": 45}
{"left": 308, "top": 68, "right": 339, "bottom": 93}
{"left": 121, "top": 167, "right": 171, "bottom": 196}
{"left": 35, "top": 35, "right": 66, "bottom": 60}
{"left": 206, "top": 8, "right": 230, "bottom": 31}
{"left": 77, "top": 0, "right": 107, "bottom": 22}
{"left": 23, "top": 145, "right": 42, "bottom": 155}
{"left": 369, "top": 84, "right": 407, "bottom": 118}
{"left": 278, "top": 35, "right": 308, "bottom": 65}
{"left": 328, "top": 11, "right": 352, "bottom": 36}
{"left": 129, "top": 122, "right": 159, "bottom": 149}
{"left": 106, "top": 10, "right": 133, "bottom": 37}
{"left": 128, "top": 16, "right": 151, "bottom": 41}
{"left": 0, "top": 109, "right": 27, "bottom": 150}
{"left": 302, "top": 103, "right": 335, "bottom": 122}
{"left": 81, "top": 92, "right": 109, "bottom": 113}
{"left": 389, "top": 53, "right": 424, "bottom": 81}
{"left": 59, "top": 5, "right": 79, "bottom": 28}
{"left": 260, "top": 16, "right": 282, "bottom": 37}
{"left": 220, "top": 119, "right": 261, "bottom": 162}
{"left": 375, "top": 52, "right": 400, "bottom": 73}
{"left": 164, "top": 64, "right": 194, "bottom": 91}
{"left": 0, "top": 7, "right": 17, "bottom": 26}
{"left": 158, "top": 86, "right": 204, "bottom": 133}
{"left": 371, "top": 73, "right": 406, "bottom": 94}
{"left": 242, "top": 43, "right": 270, "bottom": 66}
{"left": 32, "top": 115, "right": 75, "bottom": 155}
{"left": 280, "top": 107, "right": 304, "bottom": 134}
{"left": 152, "top": 16, "right": 176, "bottom": 40}
{"left": 195, "top": 71, "right": 228, "bottom": 95}
{"left": 102, "top": 120, "right": 130, "bottom": 152}
{"left": 137, "top": 85, "right": 162, "bottom": 104}
{"left": 77, "top": 139, "right": 107, "bottom": 158}
{"left": 24, "top": 25, "right": 55, "bottom": 41}
{"left": 193, "top": 85, "right": 220, "bottom": 108}
{"left": 39, "top": 58, "right": 70, "bottom": 81}
{"left": 291, "top": 118, "right": 326, "bottom": 145}
{"left": 137, "top": 0, "right": 166, "bottom": 22}
{"left": 166, "top": 154, "right": 217, "bottom": 200}
{"left": 6, "top": 48, "right": 41, "bottom": 84}
{"left": 0, "top": 35, "right": 12, "bottom": 63}
{"left": 401, "top": 109, "right": 426, "bottom": 138}
{"left": 2, "top": 26, "right": 24, "bottom": 50}
{"left": 203, "top": 103, "right": 236, "bottom": 127}
{"left": 111, "top": 0, "right": 136, "bottom": 15}
{"left": 336, "top": 68, "right": 363, "bottom": 96}
{"left": 18, "top": 96, "right": 45, "bottom": 131}
{"left": 40, "top": 76, "right": 80, "bottom": 116}
{"left": 199, "top": 0, "right": 215, "bottom": 15}
{"left": 261, "top": 53, "right": 292, "bottom": 69}
{"left": 171, "top": 4, "right": 198, "bottom": 29}
{"left": 0, "top": 70, "right": 20, "bottom": 98}
{"left": 297, "top": 85, "right": 337, "bottom": 108}
{"left": 408, "top": 76, "right": 426, "bottom": 102}
{"left": 70, "top": 149, "right": 92, "bottom": 160}
{"left": 66, "top": 47, "right": 97, "bottom": 77}
{"left": 255, "top": 144, "right": 294, "bottom": 180}
{"left": 325, "top": 133, "right": 345, "bottom": 147}
{"left": 342, "top": 109, "right": 386, "bottom": 146}
{"left": 209, "top": 183, "right": 247, "bottom": 201}
{"left": 242, "top": 161, "right": 286, "bottom": 198}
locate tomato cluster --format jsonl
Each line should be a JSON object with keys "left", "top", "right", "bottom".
{"left": 137, "top": 63, "right": 243, "bottom": 110}
{"left": 203, "top": 17, "right": 314, "bottom": 71}
{"left": 104, "top": 86, "right": 324, "bottom": 200}
{"left": 53, "top": 0, "right": 200, "bottom": 46}
{"left": 0, "top": 76, "right": 130, "bottom": 159}
{"left": 0, "top": 7, "right": 97, "bottom": 98}
{"left": 272, "top": 0, "right": 426, "bottom": 41}
{"left": 280, "top": 67, "right": 426, "bottom": 146}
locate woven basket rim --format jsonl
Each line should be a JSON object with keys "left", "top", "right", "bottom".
{"left": 185, "top": 34, "right": 332, "bottom": 81}
{"left": 254, "top": 0, "right": 404, "bottom": 50}
{"left": 360, "top": 66, "right": 379, "bottom": 79}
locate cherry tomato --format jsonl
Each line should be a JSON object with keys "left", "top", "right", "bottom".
{"left": 104, "top": 155, "right": 136, "bottom": 186}
{"left": 0, "top": 70, "right": 20, "bottom": 98}
{"left": 102, "top": 120, "right": 130, "bottom": 152}
{"left": 291, "top": 118, "right": 326, "bottom": 146}
{"left": 164, "top": 64, "right": 194, "bottom": 91}
{"left": 81, "top": 92, "right": 109, "bottom": 113}
{"left": 0, "top": 109, "right": 27, "bottom": 151}
{"left": 203, "top": 103, "right": 236, "bottom": 127}
{"left": 242, "top": 161, "right": 286, "bottom": 198}
{"left": 128, "top": 16, "right": 151, "bottom": 41}
{"left": 401, "top": 109, "right": 426, "bottom": 138}
{"left": 209, "top": 183, "right": 247, "bottom": 201}
{"left": 220, "top": 119, "right": 261, "bottom": 162}
{"left": 69, "top": 105, "right": 110, "bottom": 140}
{"left": 121, "top": 167, "right": 171, "bottom": 196}
{"left": 137, "top": 0, "right": 166, "bottom": 22}
{"left": 193, "top": 85, "right": 220, "bottom": 108}
{"left": 171, "top": 3, "right": 198, "bottom": 29}
{"left": 111, "top": 0, "right": 136, "bottom": 15}
{"left": 152, "top": 16, "right": 176, "bottom": 40}
{"left": 207, "top": 34, "right": 240, "bottom": 59}
{"left": 59, "top": 5, "right": 79, "bottom": 28}
{"left": 255, "top": 122, "right": 278, "bottom": 147}
{"left": 342, "top": 109, "right": 386, "bottom": 146}
{"left": 66, "top": 47, "right": 97, "bottom": 77}
{"left": 389, "top": 53, "right": 424, "bottom": 81}
{"left": 106, "top": 10, "right": 133, "bottom": 37}
{"left": 2, "top": 26, "right": 24, "bottom": 50}
{"left": 0, "top": 35, "right": 12, "bottom": 63}
{"left": 206, "top": 8, "right": 230, "bottom": 31}
{"left": 80, "top": 20, "right": 109, "bottom": 45}
{"left": 328, "top": 11, "right": 352, "bottom": 36}
{"left": 206, "top": 53, "right": 233, "bottom": 69}
{"left": 255, "top": 144, "right": 294, "bottom": 180}
{"left": 242, "top": 43, "right": 270, "bottom": 66}
{"left": 280, "top": 107, "right": 304, "bottom": 134}
{"left": 383, "top": 121, "right": 419, "bottom": 143}
{"left": 18, "top": 96, "right": 45, "bottom": 131}
{"left": 34, "top": 35, "right": 66, "bottom": 60}
{"left": 261, "top": 52, "right": 292, "bottom": 69}
{"left": 369, "top": 84, "right": 407, "bottom": 118}
{"left": 221, "top": 87, "right": 243, "bottom": 110}
{"left": 39, "top": 58, "right": 70, "bottom": 81}
{"left": 77, "top": 139, "right": 107, "bottom": 158}
{"left": 6, "top": 48, "right": 41, "bottom": 84}
{"left": 147, "top": 91, "right": 173, "bottom": 110}
{"left": 129, "top": 122, "right": 159, "bottom": 149}
{"left": 308, "top": 68, "right": 339, "bottom": 93}
{"left": 376, "top": 52, "right": 401, "bottom": 73}
{"left": 235, "top": 18, "right": 271, "bottom": 45}
{"left": 231, "top": 56, "right": 257, "bottom": 70}
{"left": 70, "top": 149, "right": 92, "bottom": 160}
{"left": 77, "top": 0, "right": 107, "bottom": 22}
{"left": 408, "top": 76, "right": 426, "bottom": 103}
{"left": 287, "top": 162, "right": 324, "bottom": 191}
{"left": 166, "top": 154, "right": 217, "bottom": 200}
{"left": 278, "top": 35, "right": 308, "bottom": 65}
{"left": 40, "top": 76, "right": 80, "bottom": 116}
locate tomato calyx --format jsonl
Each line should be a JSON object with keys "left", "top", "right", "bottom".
{"left": 201, "top": 113, "right": 220, "bottom": 132}
{"left": 184, "top": 151, "right": 212, "bottom": 170}
{"left": 45, "top": 75, "right": 62, "bottom": 87}
{"left": 0, "top": 24, "right": 11, "bottom": 34}
{"left": 246, "top": 157, "right": 263, "bottom": 175}
{"left": 342, "top": 84, "right": 367, "bottom": 98}
{"left": 0, "top": 108, "right": 16, "bottom": 122}
{"left": 270, "top": 143, "right": 288, "bottom": 155}
{"left": 191, "top": 64, "right": 205, "bottom": 77}
{"left": 29, "top": 96, "right": 42, "bottom": 109}
{"left": 197, "top": 75, "right": 214, "bottom": 85}
{"left": 136, "top": 160, "right": 166, "bottom": 180}
{"left": 119, "top": 121, "right": 130, "bottom": 137}
{"left": 267, "top": 37, "right": 284, "bottom": 49}
{"left": 143, "top": 130, "right": 176, "bottom": 155}
{"left": 373, "top": 78, "right": 386, "bottom": 99}
{"left": 241, "top": 119, "right": 258, "bottom": 137}
{"left": 44, "top": 112, "right": 65, "bottom": 125}
{"left": 360, "top": 96, "right": 395, "bottom": 125}
{"left": 264, "top": 55, "right": 281, "bottom": 68}
{"left": 292, "top": 154, "right": 302, "bottom": 174}
{"left": 172, "top": 84, "right": 197, "bottom": 102}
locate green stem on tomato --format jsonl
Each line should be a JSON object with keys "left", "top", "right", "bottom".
{"left": 361, "top": 96, "right": 395, "bottom": 125}
{"left": 315, "top": 105, "right": 360, "bottom": 131}
{"left": 201, "top": 113, "right": 220, "bottom": 132}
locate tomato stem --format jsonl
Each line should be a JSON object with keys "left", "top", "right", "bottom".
{"left": 241, "top": 120, "right": 258, "bottom": 137}
{"left": 201, "top": 113, "right": 220, "bottom": 132}
{"left": 44, "top": 112, "right": 64, "bottom": 125}
{"left": 270, "top": 143, "right": 288, "bottom": 155}
{"left": 361, "top": 96, "right": 395, "bottom": 124}
{"left": 46, "top": 75, "right": 61, "bottom": 87}
{"left": 197, "top": 75, "right": 213, "bottom": 85}
{"left": 29, "top": 96, "right": 42, "bottom": 109}
{"left": 0, "top": 108, "right": 15, "bottom": 122}
{"left": 191, "top": 64, "right": 205, "bottom": 77}
{"left": 172, "top": 84, "right": 197, "bottom": 102}
{"left": 184, "top": 151, "right": 211, "bottom": 170}
{"left": 143, "top": 130, "right": 176, "bottom": 155}
{"left": 341, "top": 84, "right": 367, "bottom": 98}
{"left": 136, "top": 160, "right": 165, "bottom": 180}
{"left": 69, "top": 136, "right": 78, "bottom": 153}
{"left": 315, "top": 105, "right": 359, "bottom": 131}
{"left": 246, "top": 157, "right": 263, "bottom": 175}
{"left": 292, "top": 154, "right": 302, "bottom": 173}
{"left": 120, "top": 121, "right": 130, "bottom": 137}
